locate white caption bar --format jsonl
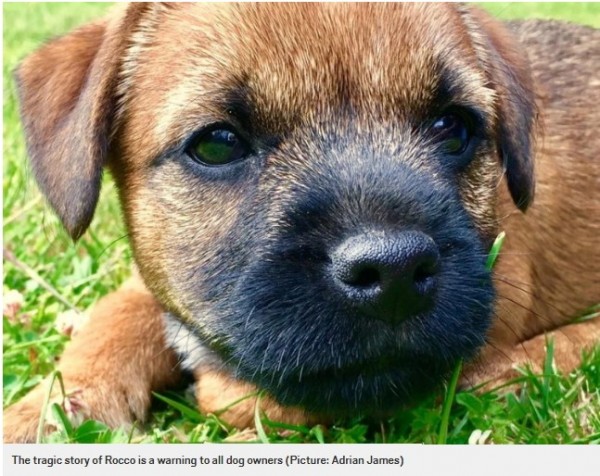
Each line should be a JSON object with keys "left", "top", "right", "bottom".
{"left": 4, "top": 444, "right": 598, "bottom": 476}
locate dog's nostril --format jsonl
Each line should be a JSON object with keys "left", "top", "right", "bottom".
{"left": 343, "top": 265, "right": 381, "bottom": 288}
{"left": 413, "top": 260, "right": 438, "bottom": 286}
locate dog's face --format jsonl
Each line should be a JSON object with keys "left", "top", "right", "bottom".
{"left": 18, "top": 3, "right": 535, "bottom": 414}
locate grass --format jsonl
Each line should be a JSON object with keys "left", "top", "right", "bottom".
{"left": 3, "top": 2, "right": 600, "bottom": 444}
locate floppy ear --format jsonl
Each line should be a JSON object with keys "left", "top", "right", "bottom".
{"left": 15, "top": 4, "right": 151, "bottom": 239}
{"left": 461, "top": 7, "right": 537, "bottom": 211}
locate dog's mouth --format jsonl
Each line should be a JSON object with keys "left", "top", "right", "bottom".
{"left": 299, "top": 354, "right": 406, "bottom": 380}
{"left": 240, "top": 350, "right": 453, "bottom": 414}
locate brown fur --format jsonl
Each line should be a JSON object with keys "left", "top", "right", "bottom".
{"left": 4, "top": 3, "right": 599, "bottom": 442}
{"left": 465, "top": 19, "right": 600, "bottom": 386}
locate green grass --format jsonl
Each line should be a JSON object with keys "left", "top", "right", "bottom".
{"left": 478, "top": 2, "right": 600, "bottom": 27}
{"left": 3, "top": 2, "right": 600, "bottom": 444}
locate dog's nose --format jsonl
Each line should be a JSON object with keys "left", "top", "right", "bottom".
{"left": 331, "top": 231, "right": 440, "bottom": 324}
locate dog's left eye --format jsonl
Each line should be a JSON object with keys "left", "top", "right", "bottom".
{"left": 431, "top": 112, "right": 472, "bottom": 155}
{"left": 187, "top": 128, "right": 249, "bottom": 166}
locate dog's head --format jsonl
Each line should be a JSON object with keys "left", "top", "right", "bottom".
{"left": 18, "top": 3, "right": 536, "bottom": 414}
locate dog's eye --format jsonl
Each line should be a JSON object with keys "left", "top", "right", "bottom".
{"left": 431, "top": 112, "right": 471, "bottom": 155}
{"left": 187, "top": 128, "right": 249, "bottom": 166}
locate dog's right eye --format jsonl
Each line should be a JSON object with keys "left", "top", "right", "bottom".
{"left": 187, "top": 128, "right": 249, "bottom": 166}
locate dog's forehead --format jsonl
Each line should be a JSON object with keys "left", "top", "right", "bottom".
{"left": 120, "top": 2, "right": 486, "bottom": 158}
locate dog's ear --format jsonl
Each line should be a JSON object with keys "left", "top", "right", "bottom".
{"left": 15, "top": 4, "right": 151, "bottom": 239}
{"left": 462, "top": 7, "right": 537, "bottom": 211}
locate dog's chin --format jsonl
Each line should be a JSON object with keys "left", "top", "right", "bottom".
{"left": 235, "top": 350, "right": 452, "bottom": 414}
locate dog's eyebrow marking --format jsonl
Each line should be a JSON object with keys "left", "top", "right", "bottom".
{"left": 218, "top": 73, "right": 253, "bottom": 130}
{"left": 434, "top": 63, "right": 495, "bottom": 129}
{"left": 434, "top": 67, "right": 463, "bottom": 107}
{"left": 435, "top": 68, "right": 486, "bottom": 114}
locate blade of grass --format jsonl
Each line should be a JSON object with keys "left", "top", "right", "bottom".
{"left": 310, "top": 425, "right": 326, "bottom": 444}
{"left": 36, "top": 370, "right": 66, "bottom": 443}
{"left": 260, "top": 418, "right": 311, "bottom": 434}
{"left": 4, "top": 247, "right": 78, "bottom": 311}
{"left": 486, "top": 231, "right": 506, "bottom": 271}
{"left": 50, "top": 402, "right": 74, "bottom": 439}
{"left": 151, "top": 392, "right": 205, "bottom": 423}
{"left": 572, "top": 304, "right": 599, "bottom": 324}
{"left": 438, "top": 359, "right": 462, "bottom": 444}
{"left": 541, "top": 337, "right": 556, "bottom": 417}
{"left": 214, "top": 389, "right": 261, "bottom": 416}
{"left": 73, "top": 420, "right": 111, "bottom": 443}
{"left": 254, "top": 393, "right": 270, "bottom": 443}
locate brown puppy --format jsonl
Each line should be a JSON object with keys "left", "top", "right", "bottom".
{"left": 4, "top": 3, "right": 599, "bottom": 442}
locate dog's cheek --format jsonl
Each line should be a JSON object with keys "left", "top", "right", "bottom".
{"left": 120, "top": 162, "right": 255, "bottom": 321}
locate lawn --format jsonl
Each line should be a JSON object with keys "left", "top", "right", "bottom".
{"left": 3, "top": 3, "right": 600, "bottom": 444}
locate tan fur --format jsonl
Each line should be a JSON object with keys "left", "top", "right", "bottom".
{"left": 4, "top": 3, "right": 599, "bottom": 441}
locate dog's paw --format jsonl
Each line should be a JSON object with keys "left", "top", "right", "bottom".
{"left": 460, "top": 357, "right": 523, "bottom": 393}
{"left": 4, "top": 387, "right": 93, "bottom": 443}
{"left": 461, "top": 337, "right": 550, "bottom": 392}
{"left": 461, "top": 323, "right": 597, "bottom": 392}
{"left": 3, "top": 376, "right": 149, "bottom": 443}
{"left": 195, "top": 369, "right": 318, "bottom": 429}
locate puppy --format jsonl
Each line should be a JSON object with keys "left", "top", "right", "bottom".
{"left": 4, "top": 3, "right": 599, "bottom": 442}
